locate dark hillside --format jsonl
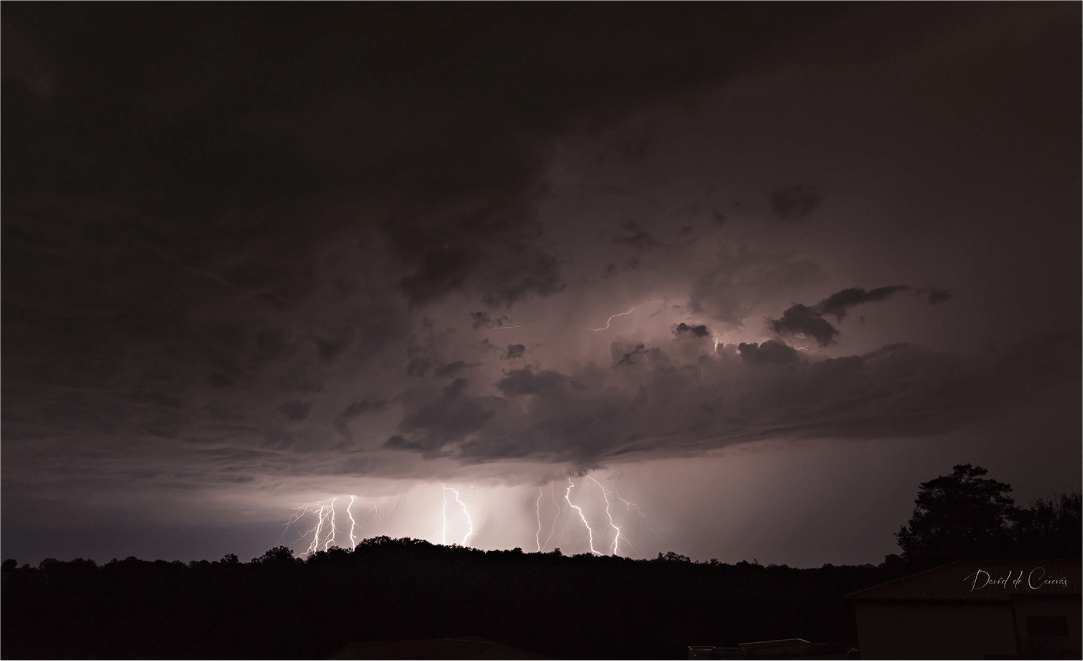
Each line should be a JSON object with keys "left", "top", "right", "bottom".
{"left": 3, "top": 539, "right": 885, "bottom": 659}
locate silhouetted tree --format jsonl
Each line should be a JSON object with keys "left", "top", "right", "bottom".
{"left": 252, "top": 545, "right": 298, "bottom": 566}
{"left": 896, "top": 464, "right": 1016, "bottom": 567}
{"left": 1015, "top": 490, "right": 1082, "bottom": 559}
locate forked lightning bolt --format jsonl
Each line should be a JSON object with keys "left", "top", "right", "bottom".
{"left": 441, "top": 484, "right": 474, "bottom": 547}
{"left": 566, "top": 479, "right": 599, "bottom": 555}
{"left": 535, "top": 488, "right": 544, "bottom": 552}
{"left": 280, "top": 501, "right": 315, "bottom": 545}
{"left": 322, "top": 498, "right": 338, "bottom": 551}
{"left": 587, "top": 476, "right": 623, "bottom": 556}
{"left": 304, "top": 505, "right": 327, "bottom": 557}
{"left": 541, "top": 483, "right": 561, "bottom": 552}
{"left": 347, "top": 496, "right": 358, "bottom": 548}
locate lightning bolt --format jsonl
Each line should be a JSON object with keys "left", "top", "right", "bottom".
{"left": 606, "top": 479, "right": 656, "bottom": 540}
{"left": 566, "top": 479, "right": 599, "bottom": 555}
{"left": 284, "top": 479, "right": 651, "bottom": 559}
{"left": 304, "top": 505, "right": 327, "bottom": 557}
{"left": 323, "top": 498, "right": 338, "bottom": 551}
{"left": 347, "top": 496, "right": 358, "bottom": 549}
{"left": 535, "top": 488, "right": 544, "bottom": 552}
{"left": 452, "top": 487, "right": 474, "bottom": 546}
{"left": 536, "top": 483, "right": 561, "bottom": 552}
{"left": 586, "top": 307, "right": 635, "bottom": 332}
{"left": 440, "top": 484, "right": 474, "bottom": 547}
{"left": 587, "top": 475, "right": 623, "bottom": 556}
{"left": 280, "top": 501, "right": 316, "bottom": 545}
{"left": 586, "top": 300, "right": 664, "bottom": 332}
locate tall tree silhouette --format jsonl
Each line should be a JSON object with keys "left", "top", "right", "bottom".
{"left": 896, "top": 464, "right": 1016, "bottom": 567}
{"left": 1015, "top": 491, "right": 1082, "bottom": 559}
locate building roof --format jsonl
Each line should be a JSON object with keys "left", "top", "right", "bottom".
{"left": 845, "top": 559, "right": 1081, "bottom": 602}
{"left": 737, "top": 639, "right": 811, "bottom": 650}
{"left": 329, "top": 636, "right": 549, "bottom": 660}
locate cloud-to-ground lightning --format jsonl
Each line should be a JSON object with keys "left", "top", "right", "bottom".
{"left": 535, "top": 485, "right": 562, "bottom": 552}
{"left": 322, "top": 498, "right": 338, "bottom": 551}
{"left": 587, "top": 475, "right": 623, "bottom": 556}
{"left": 347, "top": 496, "right": 358, "bottom": 548}
{"left": 540, "top": 483, "right": 561, "bottom": 552}
{"left": 283, "top": 479, "right": 651, "bottom": 559}
{"left": 441, "top": 484, "right": 475, "bottom": 547}
{"left": 565, "top": 479, "right": 599, "bottom": 555}
{"left": 452, "top": 487, "right": 474, "bottom": 546}
{"left": 535, "top": 488, "right": 544, "bottom": 552}
{"left": 304, "top": 504, "right": 327, "bottom": 557}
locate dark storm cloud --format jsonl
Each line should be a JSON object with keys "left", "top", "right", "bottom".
{"left": 613, "top": 342, "right": 650, "bottom": 367}
{"left": 816, "top": 286, "right": 910, "bottom": 322}
{"left": 769, "top": 304, "right": 840, "bottom": 347}
{"left": 495, "top": 369, "right": 570, "bottom": 397}
{"left": 738, "top": 341, "right": 802, "bottom": 365}
{"left": 470, "top": 311, "right": 513, "bottom": 330}
{"left": 3, "top": 3, "right": 850, "bottom": 460}
{"left": 769, "top": 285, "right": 941, "bottom": 346}
{"left": 769, "top": 185, "right": 822, "bottom": 220}
{"left": 382, "top": 334, "right": 1075, "bottom": 467}
{"left": 385, "top": 204, "right": 564, "bottom": 308}
{"left": 688, "top": 248, "right": 824, "bottom": 326}
{"left": 405, "top": 345, "right": 438, "bottom": 378}
{"left": 674, "top": 323, "right": 711, "bottom": 338}
{"left": 7, "top": 2, "right": 1076, "bottom": 567}
{"left": 384, "top": 379, "right": 496, "bottom": 456}
{"left": 917, "top": 287, "right": 953, "bottom": 305}
{"left": 276, "top": 400, "right": 313, "bottom": 422}
{"left": 609, "top": 220, "right": 661, "bottom": 250}
{"left": 333, "top": 399, "right": 386, "bottom": 448}
{"left": 433, "top": 361, "right": 478, "bottom": 379}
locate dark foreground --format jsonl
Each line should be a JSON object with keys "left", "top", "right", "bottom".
{"left": 2, "top": 539, "right": 893, "bottom": 659}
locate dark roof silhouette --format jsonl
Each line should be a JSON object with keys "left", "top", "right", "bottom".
{"left": 845, "top": 559, "right": 1081, "bottom": 602}
{"left": 329, "top": 636, "right": 550, "bottom": 660}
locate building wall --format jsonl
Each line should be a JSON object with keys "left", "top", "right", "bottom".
{"left": 854, "top": 601, "right": 1017, "bottom": 660}
{"left": 1012, "top": 596, "right": 1082, "bottom": 659}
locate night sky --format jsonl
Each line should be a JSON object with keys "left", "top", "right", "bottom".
{"left": 3, "top": 4, "right": 1080, "bottom": 568}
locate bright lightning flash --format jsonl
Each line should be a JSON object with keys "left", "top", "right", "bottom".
{"left": 284, "top": 476, "right": 651, "bottom": 559}
{"left": 347, "top": 495, "right": 358, "bottom": 548}
{"left": 587, "top": 307, "right": 635, "bottom": 332}
{"left": 586, "top": 300, "right": 664, "bottom": 332}
{"left": 535, "top": 488, "right": 544, "bottom": 552}
{"left": 587, "top": 476, "right": 623, "bottom": 556}
{"left": 566, "top": 479, "right": 599, "bottom": 555}
{"left": 322, "top": 498, "right": 338, "bottom": 551}
{"left": 441, "top": 484, "right": 474, "bottom": 547}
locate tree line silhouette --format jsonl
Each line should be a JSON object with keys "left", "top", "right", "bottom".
{"left": 3, "top": 465, "right": 1078, "bottom": 659}
{"left": 895, "top": 464, "right": 1080, "bottom": 569}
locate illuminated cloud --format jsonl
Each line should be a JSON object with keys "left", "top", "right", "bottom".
{"left": 2, "top": 3, "right": 1078, "bottom": 567}
{"left": 769, "top": 285, "right": 948, "bottom": 346}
